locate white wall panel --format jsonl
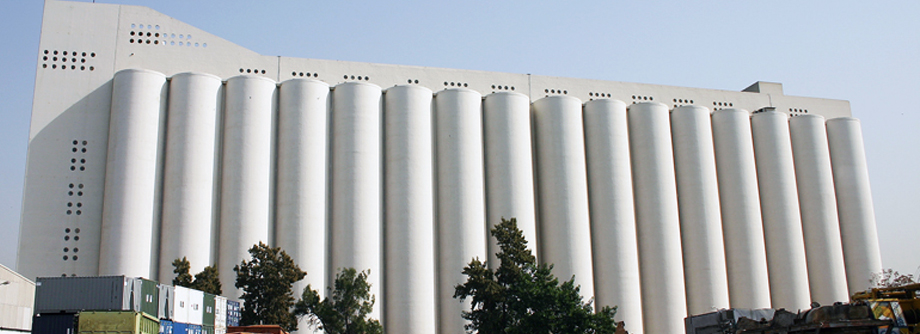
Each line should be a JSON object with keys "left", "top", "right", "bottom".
{"left": 158, "top": 72, "right": 222, "bottom": 282}
{"left": 670, "top": 105, "right": 730, "bottom": 315}
{"left": 751, "top": 111, "right": 811, "bottom": 310}
{"left": 583, "top": 99, "right": 643, "bottom": 333}
{"left": 826, "top": 117, "right": 883, "bottom": 295}
{"left": 627, "top": 102, "right": 686, "bottom": 334}
{"left": 789, "top": 115, "right": 849, "bottom": 305}
{"left": 711, "top": 108, "right": 772, "bottom": 309}
{"left": 276, "top": 78, "right": 330, "bottom": 333}
{"left": 218, "top": 75, "right": 276, "bottom": 299}
{"left": 482, "top": 92, "right": 538, "bottom": 266}
{"left": 330, "top": 82, "right": 383, "bottom": 321}
{"left": 434, "top": 88, "right": 487, "bottom": 334}
{"left": 99, "top": 69, "right": 167, "bottom": 278}
{"left": 383, "top": 85, "right": 436, "bottom": 334}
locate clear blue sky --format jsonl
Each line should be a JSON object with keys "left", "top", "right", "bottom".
{"left": 1, "top": 1, "right": 917, "bottom": 278}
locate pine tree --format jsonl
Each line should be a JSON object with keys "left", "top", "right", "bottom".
{"left": 234, "top": 242, "right": 306, "bottom": 332}
{"left": 172, "top": 257, "right": 194, "bottom": 287}
{"left": 454, "top": 218, "right": 619, "bottom": 334}
{"left": 172, "top": 257, "right": 222, "bottom": 295}
{"left": 191, "top": 265, "right": 222, "bottom": 295}
{"left": 293, "top": 268, "right": 382, "bottom": 334}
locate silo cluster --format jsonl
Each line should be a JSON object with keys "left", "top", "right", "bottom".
{"left": 97, "top": 69, "right": 882, "bottom": 334}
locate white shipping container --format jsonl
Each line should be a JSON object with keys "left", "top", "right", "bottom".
{"left": 173, "top": 286, "right": 190, "bottom": 324}
{"left": 214, "top": 296, "right": 227, "bottom": 330}
{"left": 188, "top": 289, "right": 204, "bottom": 325}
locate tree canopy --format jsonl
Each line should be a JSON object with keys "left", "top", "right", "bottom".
{"left": 871, "top": 268, "right": 917, "bottom": 288}
{"left": 171, "top": 257, "right": 222, "bottom": 295}
{"left": 294, "top": 268, "right": 382, "bottom": 334}
{"left": 234, "top": 242, "right": 306, "bottom": 332}
{"left": 454, "top": 218, "right": 619, "bottom": 334}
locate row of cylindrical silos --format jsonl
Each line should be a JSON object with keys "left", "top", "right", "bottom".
{"left": 98, "top": 69, "right": 882, "bottom": 334}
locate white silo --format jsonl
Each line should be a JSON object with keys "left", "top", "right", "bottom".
{"left": 711, "top": 108, "right": 772, "bottom": 309}
{"left": 482, "top": 92, "right": 539, "bottom": 265}
{"left": 218, "top": 75, "right": 277, "bottom": 299}
{"left": 583, "top": 99, "right": 644, "bottom": 333}
{"left": 627, "top": 102, "right": 686, "bottom": 334}
{"left": 330, "top": 82, "right": 384, "bottom": 321}
{"left": 826, "top": 117, "right": 883, "bottom": 295}
{"left": 751, "top": 111, "right": 811, "bottom": 310}
{"left": 532, "top": 96, "right": 595, "bottom": 299}
{"left": 276, "top": 78, "right": 331, "bottom": 325}
{"left": 789, "top": 114, "right": 849, "bottom": 304}
{"left": 158, "top": 72, "right": 223, "bottom": 283}
{"left": 670, "top": 105, "right": 730, "bottom": 315}
{"left": 383, "top": 85, "right": 437, "bottom": 334}
{"left": 99, "top": 69, "right": 167, "bottom": 278}
{"left": 434, "top": 88, "right": 488, "bottom": 334}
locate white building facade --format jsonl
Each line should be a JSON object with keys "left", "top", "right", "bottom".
{"left": 18, "top": 2, "right": 883, "bottom": 334}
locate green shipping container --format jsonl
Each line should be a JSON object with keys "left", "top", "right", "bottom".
{"left": 78, "top": 311, "right": 159, "bottom": 334}
{"left": 202, "top": 325, "right": 214, "bottom": 334}
{"left": 202, "top": 293, "right": 216, "bottom": 326}
{"left": 137, "top": 278, "right": 159, "bottom": 319}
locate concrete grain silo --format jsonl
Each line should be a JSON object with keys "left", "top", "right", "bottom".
{"left": 17, "top": 3, "right": 881, "bottom": 333}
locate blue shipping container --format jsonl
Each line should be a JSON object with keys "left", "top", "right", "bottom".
{"left": 159, "top": 320, "right": 174, "bottom": 334}
{"left": 226, "top": 300, "right": 240, "bottom": 327}
{"left": 173, "top": 322, "right": 188, "bottom": 334}
{"left": 188, "top": 324, "right": 202, "bottom": 334}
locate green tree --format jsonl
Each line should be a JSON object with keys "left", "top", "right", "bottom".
{"left": 234, "top": 242, "right": 306, "bottom": 332}
{"left": 454, "top": 218, "right": 619, "bottom": 334}
{"left": 293, "top": 268, "right": 382, "bottom": 334}
{"left": 191, "top": 265, "right": 222, "bottom": 295}
{"left": 871, "top": 268, "right": 917, "bottom": 288}
{"left": 171, "top": 257, "right": 222, "bottom": 295}
{"left": 172, "top": 257, "right": 194, "bottom": 287}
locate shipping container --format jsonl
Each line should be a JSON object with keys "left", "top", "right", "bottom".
{"left": 77, "top": 311, "right": 158, "bottom": 334}
{"left": 32, "top": 313, "right": 77, "bottom": 334}
{"left": 172, "top": 322, "right": 188, "bottom": 334}
{"left": 34, "top": 276, "right": 158, "bottom": 319}
{"left": 173, "top": 287, "right": 190, "bottom": 324}
{"left": 225, "top": 301, "right": 240, "bottom": 327}
{"left": 225, "top": 325, "right": 287, "bottom": 334}
{"left": 187, "top": 290, "right": 204, "bottom": 325}
{"left": 202, "top": 294, "right": 215, "bottom": 326}
{"left": 188, "top": 324, "right": 202, "bottom": 334}
{"left": 158, "top": 285, "right": 175, "bottom": 320}
{"left": 159, "top": 320, "right": 173, "bottom": 334}
{"left": 201, "top": 325, "right": 213, "bottom": 334}
{"left": 214, "top": 328, "right": 225, "bottom": 334}
{"left": 136, "top": 279, "right": 159, "bottom": 318}
{"left": 213, "top": 296, "right": 226, "bottom": 330}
